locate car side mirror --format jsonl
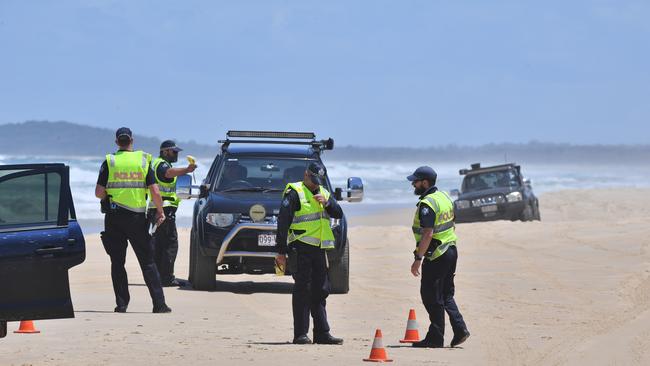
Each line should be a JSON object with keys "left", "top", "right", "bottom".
{"left": 450, "top": 189, "right": 460, "bottom": 198}
{"left": 176, "top": 174, "right": 200, "bottom": 200}
{"left": 523, "top": 178, "right": 532, "bottom": 187}
{"left": 337, "top": 177, "right": 363, "bottom": 203}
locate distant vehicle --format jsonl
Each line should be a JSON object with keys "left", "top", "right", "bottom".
{"left": 177, "top": 131, "right": 364, "bottom": 294}
{"left": 0, "top": 164, "right": 86, "bottom": 338}
{"left": 451, "top": 163, "right": 540, "bottom": 223}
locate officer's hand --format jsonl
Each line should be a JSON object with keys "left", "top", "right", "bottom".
{"left": 186, "top": 164, "right": 197, "bottom": 173}
{"left": 156, "top": 210, "right": 166, "bottom": 227}
{"left": 313, "top": 194, "right": 327, "bottom": 205}
{"left": 411, "top": 260, "right": 422, "bottom": 277}
{"left": 275, "top": 254, "right": 287, "bottom": 268}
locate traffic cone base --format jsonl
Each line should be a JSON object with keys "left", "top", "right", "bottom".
{"left": 399, "top": 309, "right": 420, "bottom": 343}
{"left": 14, "top": 320, "right": 40, "bottom": 334}
{"left": 363, "top": 329, "right": 393, "bottom": 362}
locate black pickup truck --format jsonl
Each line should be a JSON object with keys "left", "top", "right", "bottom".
{"left": 452, "top": 163, "right": 540, "bottom": 223}
{"left": 177, "top": 131, "right": 364, "bottom": 294}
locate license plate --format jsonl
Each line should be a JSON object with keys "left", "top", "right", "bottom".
{"left": 481, "top": 205, "right": 498, "bottom": 213}
{"left": 258, "top": 234, "right": 277, "bottom": 247}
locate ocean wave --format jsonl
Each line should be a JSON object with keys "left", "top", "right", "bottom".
{"left": 2, "top": 156, "right": 650, "bottom": 220}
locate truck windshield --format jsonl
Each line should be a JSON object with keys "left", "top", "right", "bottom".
{"left": 214, "top": 157, "right": 316, "bottom": 192}
{"left": 463, "top": 169, "right": 520, "bottom": 193}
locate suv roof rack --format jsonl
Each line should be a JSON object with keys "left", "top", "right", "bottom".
{"left": 459, "top": 162, "right": 519, "bottom": 175}
{"left": 219, "top": 130, "right": 334, "bottom": 153}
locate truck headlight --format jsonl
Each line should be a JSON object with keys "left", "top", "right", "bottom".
{"left": 206, "top": 213, "right": 237, "bottom": 227}
{"left": 506, "top": 192, "right": 522, "bottom": 202}
{"left": 455, "top": 200, "right": 470, "bottom": 209}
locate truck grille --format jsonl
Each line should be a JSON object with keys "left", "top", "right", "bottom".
{"left": 471, "top": 195, "right": 505, "bottom": 207}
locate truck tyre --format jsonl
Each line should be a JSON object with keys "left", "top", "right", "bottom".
{"left": 329, "top": 240, "right": 350, "bottom": 294}
{"left": 521, "top": 202, "right": 534, "bottom": 222}
{"left": 189, "top": 228, "right": 217, "bottom": 291}
{"left": 534, "top": 200, "right": 541, "bottom": 221}
{"left": 1, "top": 321, "right": 6, "bottom": 338}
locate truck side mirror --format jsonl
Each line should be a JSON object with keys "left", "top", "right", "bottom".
{"left": 346, "top": 177, "right": 364, "bottom": 203}
{"left": 450, "top": 189, "right": 460, "bottom": 198}
{"left": 176, "top": 174, "right": 199, "bottom": 200}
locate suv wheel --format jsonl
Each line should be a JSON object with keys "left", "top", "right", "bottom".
{"left": 521, "top": 202, "right": 534, "bottom": 222}
{"left": 189, "top": 228, "right": 217, "bottom": 291}
{"left": 329, "top": 240, "right": 350, "bottom": 294}
{"left": 1, "top": 321, "right": 6, "bottom": 338}
{"left": 534, "top": 200, "right": 541, "bottom": 221}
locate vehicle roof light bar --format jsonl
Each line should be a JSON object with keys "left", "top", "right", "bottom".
{"left": 226, "top": 131, "right": 315, "bottom": 140}
{"left": 219, "top": 131, "right": 334, "bottom": 153}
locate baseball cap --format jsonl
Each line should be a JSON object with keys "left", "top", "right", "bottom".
{"left": 307, "top": 162, "right": 326, "bottom": 186}
{"left": 160, "top": 140, "right": 182, "bottom": 152}
{"left": 407, "top": 166, "right": 437, "bottom": 182}
{"left": 115, "top": 127, "right": 132, "bottom": 139}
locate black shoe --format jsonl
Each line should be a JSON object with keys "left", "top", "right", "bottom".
{"left": 114, "top": 306, "right": 127, "bottom": 313}
{"left": 412, "top": 339, "right": 443, "bottom": 348}
{"left": 162, "top": 279, "right": 181, "bottom": 287}
{"left": 450, "top": 329, "right": 470, "bottom": 347}
{"left": 292, "top": 334, "right": 312, "bottom": 344}
{"left": 313, "top": 332, "right": 343, "bottom": 345}
{"left": 152, "top": 304, "right": 172, "bottom": 313}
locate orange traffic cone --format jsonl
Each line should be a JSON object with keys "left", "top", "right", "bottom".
{"left": 14, "top": 320, "right": 40, "bottom": 334}
{"left": 399, "top": 308, "right": 420, "bottom": 343}
{"left": 363, "top": 329, "right": 393, "bottom": 362}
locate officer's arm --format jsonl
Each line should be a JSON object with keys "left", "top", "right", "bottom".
{"left": 416, "top": 205, "right": 436, "bottom": 257}
{"left": 95, "top": 185, "right": 107, "bottom": 200}
{"left": 324, "top": 195, "right": 343, "bottom": 219}
{"left": 276, "top": 190, "right": 299, "bottom": 255}
{"left": 95, "top": 160, "right": 108, "bottom": 199}
{"left": 416, "top": 229, "right": 434, "bottom": 258}
{"left": 145, "top": 166, "right": 165, "bottom": 216}
{"left": 164, "top": 166, "right": 196, "bottom": 179}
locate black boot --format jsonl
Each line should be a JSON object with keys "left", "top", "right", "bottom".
{"left": 114, "top": 305, "right": 127, "bottom": 313}
{"left": 412, "top": 338, "right": 443, "bottom": 348}
{"left": 313, "top": 332, "right": 343, "bottom": 345}
{"left": 450, "top": 329, "right": 470, "bottom": 347}
{"left": 293, "top": 334, "right": 312, "bottom": 344}
{"left": 152, "top": 304, "right": 172, "bottom": 313}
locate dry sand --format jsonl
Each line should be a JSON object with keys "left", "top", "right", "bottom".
{"left": 2, "top": 188, "right": 650, "bottom": 365}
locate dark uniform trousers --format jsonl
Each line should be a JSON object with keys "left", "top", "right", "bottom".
{"left": 101, "top": 211, "right": 166, "bottom": 308}
{"left": 420, "top": 245, "right": 467, "bottom": 345}
{"left": 290, "top": 243, "right": 331, "bottom": 338}
{"left": 150, "top": 207, "right": 179, "bottom": 284}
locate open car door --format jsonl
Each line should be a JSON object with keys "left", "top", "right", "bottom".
{"left": 0, "top": 164, "right": 85, "bottom": 337}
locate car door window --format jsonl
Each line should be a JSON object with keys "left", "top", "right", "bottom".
{"left": 0, "top": 170, "right": 62, "bottom": 227}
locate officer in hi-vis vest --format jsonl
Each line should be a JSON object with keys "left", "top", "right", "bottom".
{"left": 275, "top": 162, "right": 344, "bottom": 345}
{"left": 95, "top": 127, "right": 171, "bottom": 313}
{"left": 147, "top": 140, "right": 196, "bottom": 287}
{"left": 407, "top": 166, "right": 469, "bottom": 348}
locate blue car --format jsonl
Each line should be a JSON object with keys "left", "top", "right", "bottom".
{"left": 0, "top": 164, "right": 85, "bottom": 338}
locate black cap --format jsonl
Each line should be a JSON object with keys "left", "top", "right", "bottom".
{"left": 407, "top": 166, "right": 437, "bottom": 183}
{"left": 160, "top": 140, "right": 182, "bottom": 152}
{"left": 115, "top": 127, "right": 132, "bottom": 139}
{"left": 307, "top": 162, "right": 326, "bottom": 186}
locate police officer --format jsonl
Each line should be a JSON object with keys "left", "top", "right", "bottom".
{"left": 407, "top": 166, "right": 469, "bottom": 348}
{"left": 147, "top": 140, "right": 197, "bottom": 287}
{"left": 275, "top": 162, "right": 344, "bottom": 345}
{"left": 95, "top": 127, "right": 171, "bottom": 313}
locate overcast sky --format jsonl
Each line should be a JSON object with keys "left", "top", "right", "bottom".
{"left": 1, "top": 1, "right": 648, "bottom": 147}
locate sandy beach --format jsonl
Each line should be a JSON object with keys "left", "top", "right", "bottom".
{"left": 2, "top": 188, "right": 650, "bottom": 365}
